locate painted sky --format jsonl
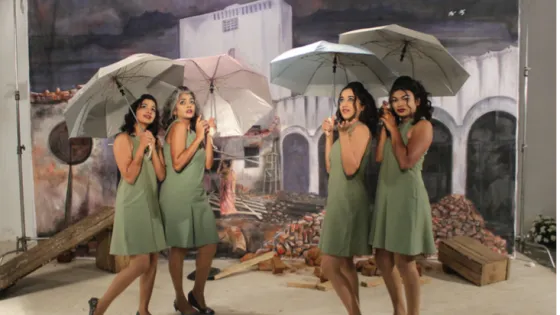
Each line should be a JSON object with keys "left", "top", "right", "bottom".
{"left": 29, "top": 0, "right": 518, "bottom": 91}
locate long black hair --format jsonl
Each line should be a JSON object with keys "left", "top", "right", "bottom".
{"left": 161, "top": 86, "right": 199, "bottom": 131}
{"left": 389, "top": 76, "right": 433, "bottom": 125}
{"left": 119, "top": 94, "right": 160, "bottom": 136}
{"left": 335, "top": 81, "right": 379, "bottom": 136}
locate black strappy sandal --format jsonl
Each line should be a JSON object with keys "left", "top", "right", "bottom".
{"left": 188, "top": 291, "right": 215, "bottom": 315}
{"left": 173, "top": 299, "right": 201, "bottom": 315}
{"left": 88, "top": 298, "right": 99, "bottom": 315}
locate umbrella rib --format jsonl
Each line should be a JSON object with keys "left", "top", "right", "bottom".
{"left": 273, "top": 54, "right": 319, "bottom": 83}
{"left": 341, "top": 54, "right": 392, "bottom": 86}
{"left": 187, "top": 59, "right": 213, "bottom": 83}
{"left": 413, "top": 48, "right": 454, "bottom": 92}
{"left": 302, "top": 61, "right": 325, "bottom": 95}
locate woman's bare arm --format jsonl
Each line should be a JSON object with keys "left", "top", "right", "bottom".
{"left": 375, "top": 127, "right": 388, "bottom": 162}
{"left": 324, "top": 134, "right": 334, "bottom": 174}
{"left": 389, "top": 120, "right": 433, "bottom": 170}
{"left": 151, "top": 140, "right": 166, "bottom": 181}
{"left": 338, "top": 124, "right": 371, "bottom": 176}
{"left": 204, "top": 134, "right": 214, "bottom": 170}
{"left": 170, "top": 122, "right": 203, "bottom": 172}
{"left": 113, "top": 133, "right": 145, "bottom": 185}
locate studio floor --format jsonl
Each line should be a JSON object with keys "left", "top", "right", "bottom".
{"left": 0, "top": 241, "right": 556, "bottom": 315}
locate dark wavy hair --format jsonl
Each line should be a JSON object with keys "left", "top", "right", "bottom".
{"left": 336, "top": 81, "right": 379, "bottom": 136}
{"left": 119, "top": 94, "right": 160, "bottom": 136}
{"left": 389, "top": 76, "right": 433, "bottom": 125}
{"left": 161, "top": 86, "right": 199, "bottom": 131}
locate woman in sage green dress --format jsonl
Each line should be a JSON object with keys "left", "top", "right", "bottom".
{"left": 160, "top": 86, "right": 219, "bottom": 315}
{"left": 371, "top": 76, "right": 437, "bottom": 315}
{"left": 319, "top": 82, "right": 378, "bottom": 315}
{"left": 88, "top": 94, "right": 167, "bottom": 315}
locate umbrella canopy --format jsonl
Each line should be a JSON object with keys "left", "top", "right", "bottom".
{"left": 148, "top": 54, "right": 274, "bottom": 137}
{"left": 339, "top": 24, "right": 469, "bottom": 96}
{"left": 270, "top": 40, "right": 397, "bottom": 99}
{"left": 200, "top": 88, "right": 274, "bottom": 138}
{"left": 64, "top": 53, "right": 177, "bottom": 138}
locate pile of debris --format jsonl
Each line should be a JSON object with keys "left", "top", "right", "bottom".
{"left": 31, "top": 87, "right": 83, "bottom": 103}
{"left": 241, "top": 247, "right": 429, "bottom": 292}
{"left": 431, "top": 195, "right": 508, "bottom": 254}
{"left": 257, "top": 212, "right": 324, "bottom": 258}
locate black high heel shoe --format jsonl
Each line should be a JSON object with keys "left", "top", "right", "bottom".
{"left": 88, "top": 298, "right": 99, "bottom": 315}
{"left": 174, "top": 300, "right": 201, "bottom": 315}
{"left": 188, "top": 291, "right": 215, "bottom": 315}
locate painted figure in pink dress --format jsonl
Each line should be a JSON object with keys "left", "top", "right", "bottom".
{"left": 218, "top": 159, "right": 238, "bottom": 216}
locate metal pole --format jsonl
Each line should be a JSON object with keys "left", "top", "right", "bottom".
{"left": 13, "top": 0, "right": 28, "bottom": 251}
{"left": 512, "top": 0, "right": 530, "bottom": 261}
{"left": 1, "top": 0, "right": 32, "bottom": 266}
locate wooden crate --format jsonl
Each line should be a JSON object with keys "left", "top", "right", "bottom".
{"left": 438, "top": 236, "right": 509, "bottom": 286}
{"left": 95, "top": 229, "right": 130, "bottom": 273}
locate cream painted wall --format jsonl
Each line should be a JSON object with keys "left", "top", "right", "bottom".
{"left": 517, "top": 0, "right": 557, "bottom": 233}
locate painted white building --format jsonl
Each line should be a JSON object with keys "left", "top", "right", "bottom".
{"left": 277, "top": 46, "right": 520, "bottom": 196}
{"left": 179, "top": 0, "right": 293, "bottom": 101}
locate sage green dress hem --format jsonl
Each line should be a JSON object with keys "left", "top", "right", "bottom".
{"left": 159, "top": 121, "right": 220, "bottom": 249}
{"left": 369, "top": 120, "right": 437, "bottom": 256}
{"left": 318, "top": 122, "right": 373, "bottom": 257}
{"left": 110, "top": 133, "right": 168, "bottom": 256}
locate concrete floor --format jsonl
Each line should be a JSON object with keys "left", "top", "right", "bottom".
{"left": 0, "top": 241, "right": 556, "bottom": 315}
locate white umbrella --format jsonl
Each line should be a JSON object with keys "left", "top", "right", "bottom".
{"left": 200, "top": 88, "right": 274, "bottom": 138}
{"left": 64, "top": 53, "right": 177, "bottom": 139}
{"left": 338, "top": 24, "right": 470, "bottom": 96}
{"left": 148, "top": 54, "right": 274, "bottom": 137}
{"left": 270, "top": 40, "right": 397, "bottom": 100}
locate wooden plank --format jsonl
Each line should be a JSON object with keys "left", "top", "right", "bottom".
{"left": 212, "top": 251, "right": 275, "bottom": 280}
{"left": 438, "top": 242, "right": 483, "bottom": 274}
{"left": 454, "top": 236, "right": 508, "bottom": 262}
{"left": 287, "top": 281, "right": 318, "bottom": 289}
{"left": 0, "top": 207, "right": 115, "bottom": 291}
{"left": 438, "top": 251, "right": 482, "bottom": 285}
{"left": 360, "top": 277, "right": 385, "bottom": 288}
{"left": 360, "top": 276, "right": 432, "bottom": 288}
{"left": 480, "top": 259, "right": 509, "bottom": 286}
{"left": 440, "top": 238, "right": 487, "bottom": 267}
{"left": 316, "top": 281, "right": 333, "bottom": 291}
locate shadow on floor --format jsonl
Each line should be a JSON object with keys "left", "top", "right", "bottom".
{"left": 160, "top": 310, "right": 271, "bottom": 315}
{"left": 0, "top": 261, "right": 104, "bottom": 299}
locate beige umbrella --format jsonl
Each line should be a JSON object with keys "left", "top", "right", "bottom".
{"left": 339, "top": 24, "right": 470, "bottom": 96}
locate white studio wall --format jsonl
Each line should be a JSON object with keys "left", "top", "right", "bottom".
{"left": 0, "top": 0, "right": 36, "bottom": 242}
{"left": 518, "top": 0, "right": 556, "bottom": 233}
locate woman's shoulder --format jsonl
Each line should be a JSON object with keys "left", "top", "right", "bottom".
{"left": 114, "top": 132, "right": 132, "bottom": 142}
{"left": 412, "top": 119, "right": 432, "bottom": 131}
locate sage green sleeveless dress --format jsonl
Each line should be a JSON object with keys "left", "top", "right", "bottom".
{"left": 159, "top": 122, "right": 219, "bottom": 249}
{"left": 369, "top": 120, "right": 437, "bottom": 256}
{"left": 318, "top": 122, "right": 373, "bottom": 257}
{"left": 110, "top": 134, "right": 167, "bottom": 256}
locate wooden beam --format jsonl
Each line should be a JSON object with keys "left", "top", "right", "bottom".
{"left": 0, "top": 207, "right": 115, "bottom": 291}
{"left": 211, "top": 251, "right": 275, "bottom": 280}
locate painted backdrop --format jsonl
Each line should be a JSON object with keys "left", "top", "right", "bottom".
{"left": 29, "top": 0, "right": 519, "bottom": 256}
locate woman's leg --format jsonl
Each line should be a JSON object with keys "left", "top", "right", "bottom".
{"left": 191, "top": 243, "right": 218, "bottom": 308}
{"left": 375, "top": 249, "right": 406, "bottom": 315}
{"left": 395, "top": 254, "right": 420, "bottom": 315}
{"left": 138, "top": 253, "right": 159, "bottom": 315}
{"left": 340, "top": 257, "right": 360, "bottom": 304}
{"left": 93, "top": 254, "right": 151, "bottom": 315}
{"left": 168, "top": 247, "right": 197, "bottom": 313}
{"left": 321, "top": 255, "right": 361, "bottom": 315}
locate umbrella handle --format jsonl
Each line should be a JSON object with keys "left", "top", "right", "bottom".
{"left": 145, "top": 144, "right": 153, "bottom": 160}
